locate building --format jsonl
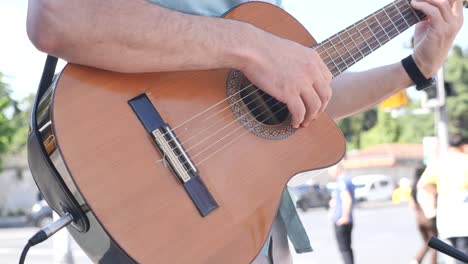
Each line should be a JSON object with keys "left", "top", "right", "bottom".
{"left": 0, "top": 153, "right": 38, "bottom": 216}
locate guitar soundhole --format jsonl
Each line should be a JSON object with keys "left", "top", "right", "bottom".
{"left": 226, "top": 70, "right": 295, "bottom": 140}
{"left": 239, "top": 79, "right": 289, "bottom": 126}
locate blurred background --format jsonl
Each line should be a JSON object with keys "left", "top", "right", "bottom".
{"left": 0, "top": 0, "right": 467, "bottom": 263}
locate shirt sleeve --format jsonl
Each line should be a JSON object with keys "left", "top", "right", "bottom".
{"left": 338, "top": 179, "right": 353, "bottom": 192}
{"left": 420, "top": 164, "right": 439, "bottom": 185}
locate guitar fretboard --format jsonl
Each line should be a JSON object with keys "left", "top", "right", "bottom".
{"left": 315, "top": 0, "right": 425, "bottom": 77}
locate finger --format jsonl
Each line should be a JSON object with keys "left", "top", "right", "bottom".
{"left": 311, "top": 49, "right": 333, "bottom": 81}
{"left": 300, "top": 86, "right": 321, "bottom": 127}
{"left": 411, "top": 0, "right": 445, "bottom": 25}
{"left": 286, "top": 97, "right": 306, "bottom": 129}
{"left": 316, "top": 80, "right": 333, "bottom": 115}
{"left": 452, "top": 0, "right": 464, "bottom": 26}
{"left": 317, "top": 55, "right": 333, "bottom": 82}
{"left": 308, "top": 51, "right": 333, "bottom": 115}
{"left": 418, "top": 0, "right": 453, "bottom": 23}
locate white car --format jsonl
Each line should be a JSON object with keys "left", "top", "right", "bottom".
{"left": 352, "top": 174, "right": 395, "bottom": 202}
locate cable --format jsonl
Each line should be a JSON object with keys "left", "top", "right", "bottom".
{"left": 19, "top": 241, "right": 31, "bottom": 264}
{"left": 19, "top": 213, "right": 74, "bottom": 264}
{"left": 428, "top": 236, "right": 468, "bottom": 263}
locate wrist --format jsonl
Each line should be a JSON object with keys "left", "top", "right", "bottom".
{"left": 412, "top": 52, "right": 434, "bottom": 78}
{"left": 221, "top": 21, "right": 264, "bottom": 71}
{"left": 401, "top": 55, "right": 434, "bottom": 90}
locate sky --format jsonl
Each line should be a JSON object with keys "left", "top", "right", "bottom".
{"left": 0, "top": 0, "right": 467, "bottom": 101}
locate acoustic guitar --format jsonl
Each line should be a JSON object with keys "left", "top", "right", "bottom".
{"left": 28, "top": 0, "right": 464, "bottom": 263}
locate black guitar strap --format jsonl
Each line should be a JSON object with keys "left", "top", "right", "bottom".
{"left": 37, "top": 55, "right": 58, "bottom": 98}
{"left": 28, "top": 55, "right": 90, "bottom": 232}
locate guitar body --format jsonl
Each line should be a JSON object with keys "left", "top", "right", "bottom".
{"left": 30, "top": 2, "right": 345, "bottom": 263}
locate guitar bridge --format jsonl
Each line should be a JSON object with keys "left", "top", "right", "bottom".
{"left": 152, "top": 125, "right": 196, "bottom": 183}
{"left": 129, "top": 94, "right": 218, "bottom": 217}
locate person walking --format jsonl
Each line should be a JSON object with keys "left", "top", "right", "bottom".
{"left": 418, "top": 134, "right": 468, "bottom": 264}
{"left": 409, "top": 165, "right": 438, "bottom": 264}
{"left": 329, "top": 162, "right": 355, "bottom": 264}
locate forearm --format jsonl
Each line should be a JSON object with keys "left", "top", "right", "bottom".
{"left": 327, "top": 61, "right": 413, "bottom": 121}
{"left": 27, "top": 0, "right": 260, "bottom": 73}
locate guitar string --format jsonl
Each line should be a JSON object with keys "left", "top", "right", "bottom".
{"left": 168, "top": 5, "right": 421, "bottom": 173}
{"left": 195, "top": 103, "right": 288, "bottom": 167}
{"left": 186, "top": 100, "right": 285, "bottom": 164}
{"left": 156, "top": 7, "right": 422, "bottom": 169}
{"left": 171, "top": 0, "right": 415, "bottom": 139}
{"left": 156, "top": 4, "right": 419, "bottom": 157}
{"left": 190, "top": 4, "right": 423, "bottom": 167}
{"left": 321, "top": 0, "right": 420, "bottom": 76}
{"left": 174, "top": 94, "right": 280, "bottom": 152}
{"left": 155, "top": 2, "right": 418, "bottom": 153}
{"left": 152, "top": 0, "right": 417, "bottom": 146}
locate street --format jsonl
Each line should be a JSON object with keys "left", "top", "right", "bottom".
{"left": 292, "top": 203, "right": 446, "bottom": 264}
{"left": 0, "top": 203, "right": 450, "bottom": 264}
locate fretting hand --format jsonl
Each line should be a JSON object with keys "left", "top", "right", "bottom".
{"left": 411, "top": 0, "right": 464, "bottom": 77}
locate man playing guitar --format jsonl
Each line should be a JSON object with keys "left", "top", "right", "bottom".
{"left": 26, "top": 0, "right": 464, "bottom": 263}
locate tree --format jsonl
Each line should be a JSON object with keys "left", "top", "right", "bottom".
{"left": 0, "top": 72, "right": 16, "bottom": 167}
{"left": 360, "top": 110, "right": 401, "bottom": 148}
{"left": 8, "top": 94, "right": 34, "bottom": 154}
{"left": 338, "top": 45, "right": 467, "bottom": 149}
{"left": 445, "top": 45, "right": 468, "bottom": 139}
{"left": 336, "top": 109, "right": 377, "bottom": 149}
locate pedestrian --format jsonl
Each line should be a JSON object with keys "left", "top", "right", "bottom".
{"left": 329, "top": 162, "right": 355, "bottom": 264}
{"left": 409, "top": 165, "right": 438, "bottom": 264}
{"left": 418, "top": 134, "right": 468, "bottom": 264}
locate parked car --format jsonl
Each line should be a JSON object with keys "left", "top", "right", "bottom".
{"left": 28, "top": 200, "right": 53, "bottom": 228}
{"left": 290, "top": 183, "right": 331, "bottom": 212}
{"left": 352, "top": 174, "right": 395, "bottom": 202}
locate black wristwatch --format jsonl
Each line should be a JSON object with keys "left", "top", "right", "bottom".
{"left": 401, "top": 55, "right": 435, "bottom": 91}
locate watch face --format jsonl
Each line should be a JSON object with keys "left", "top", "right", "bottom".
{"left": 416, "top": 77, "right": 436, "bottom": 91}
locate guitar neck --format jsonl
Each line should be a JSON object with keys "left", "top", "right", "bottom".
{"left": 315, "top": 0, "right": 425, "bottom": 77}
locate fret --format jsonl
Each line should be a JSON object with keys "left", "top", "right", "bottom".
{"left": 379, "top": 7, "right": 399, "bottom": 39}
{"left": 343, "top": 28, "right": 364, "bottom": 62}
{"left": 399, "top": 0, "right": 421, "bottom": 25}
{"left": 367, "top": 15, "right": 387, "bottom": 46}
{"left": 320, "top": 42, "right": 343, "bottom": 74}
{"left": 315, "top": 0, "right": 424, "bottom": 77}
{"left": 384, "top": 4, "right": 402, "bottom": 35}
{"left": 393, "top": 1, "right": 411, "bottom": 28}
{"left": 357, "top": 21, "right": 375, "bottom": 52}
{"left": 317, "top": 45, "right": 340, "bottom": 72}
{"left": 404, "top": 0, "right": 421, "bottom": 21}
{"left": 374, "top": 11, "right": 392, "bottom": 42}
{"left": 337, "top": 33, "right": 356, "bottom": 66}
{"left": 329, "top": 37, "right": 349, "bottom": 71}
{"left": 363, "top": 17, "right": 382, "bottom": 50}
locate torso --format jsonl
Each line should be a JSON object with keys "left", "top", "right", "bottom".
{"left": 147, "top": 0, "right": 283, "bottom": 17}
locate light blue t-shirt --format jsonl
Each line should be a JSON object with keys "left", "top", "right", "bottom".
{"left": 333, "top": 174, "right": 355, "bottom": 224}
{"left": 147, "top": 0, "right": 282, "bottom": 17}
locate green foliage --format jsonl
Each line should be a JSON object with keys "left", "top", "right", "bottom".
{"left": 395, "top": 105, "right": 434, "bottom": 144}
{"left": 0, "top": 73, "right": 34, "bottom": 168}
{"left": 360, "top": 110, "right": 401, "bottom": 148}
{"left": 8, "top": 94, "right": 34, "bottom": 154}
{"left": 338, "top": 45, "right": 467, "bottom": 150}
{"left": 0, "top": 73, "right": 15, "bottom": 164}
{"left": 445, "top": 45, "right": 468, "bottom": 139}
{"left": 337, "top": 109, "right": 377, "bottom": 149}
